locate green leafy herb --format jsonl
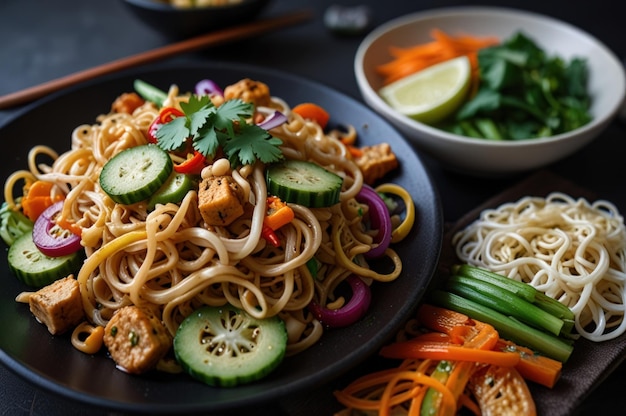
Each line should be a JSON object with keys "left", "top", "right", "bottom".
{"left": 155, "top": 95, "right": 283, "bottom": 167}
{"left": 438, "top": 31, "right": 592, "bottom": 140}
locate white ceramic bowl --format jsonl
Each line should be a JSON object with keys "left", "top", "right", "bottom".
{"left": 355, "top": 6, "right": 626, "bottom": 176}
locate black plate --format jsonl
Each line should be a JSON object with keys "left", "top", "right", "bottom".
{"left": 0, "top": 62, "right": 442, "bottom": 414}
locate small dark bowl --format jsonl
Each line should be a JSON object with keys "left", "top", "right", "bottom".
{"left": 122, "top": 0, "right": 271, "bottom": 38}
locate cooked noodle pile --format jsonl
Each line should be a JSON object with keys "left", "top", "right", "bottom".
{"left": 5, "top": 82, "right": 403, "bottom": 357}
{"left": 453, "top": 192, "right": 626, "bottom": 342}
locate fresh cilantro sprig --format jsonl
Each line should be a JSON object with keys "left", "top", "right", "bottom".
{"left": 438, "top": 31, "right": 592, "bottom": 140}
{"left": 155, "top": 95, "right": 283, "bottom": 167}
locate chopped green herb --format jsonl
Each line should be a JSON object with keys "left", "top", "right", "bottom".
{"left": 438, "top": 31, "right": 592, "bottom": 140}
{"left": 155, "top": 94, "right": 283, "bottom": 167}
{"left": 129, "top": 330, "right": 139, "bottom": 346}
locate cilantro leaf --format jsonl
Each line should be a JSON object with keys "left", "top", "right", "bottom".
{"left": 154, "top": 93, "right": 283, "bottom": 166}
{"left": 223, "top": 123, "right": 283, "bottom": 166}
{"left": 184, "top": 96, "right": 215, "bottom": 137}
{"left": 192, "top": 123, "right": 221, "bottom": 157}
{"left": 155, "top": 116, "right": 189, "bottom": 151}
{"left": 214, "top": 99, "right": 255, "bottom": 138}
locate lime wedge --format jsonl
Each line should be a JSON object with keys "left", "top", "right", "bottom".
{"left": 379, "top": 55, "right": 471, "bottom": 124}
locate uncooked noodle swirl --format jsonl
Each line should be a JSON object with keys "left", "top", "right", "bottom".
{"left": 453, "top": 192, "right": 626, "bottom": 342}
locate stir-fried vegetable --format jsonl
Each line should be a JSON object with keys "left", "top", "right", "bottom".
{"left": 291, "top": 102, "right": 330, "bottom": 129}
{"left": 32, "top": 201, "right": 82, "bottom": 257}
{"left": 0, "top": 200, "right": 33, "bottom": 245}
{"left": 173, "top": 304, "right": 288, "bottom": 387}
{"left": 308, "top": 275, "right": 372, "bottom": 328}
{"left": 261, "top": 196, "right": 295, "bottom": 247}
{"left": 374, "top": 183, "right": 415, "bottom": 243}
{"left": 20, "top": 180, "right": 63, "bottom": 222}
{"left": 355, "top": 184, "right": 393, "bottom": 258}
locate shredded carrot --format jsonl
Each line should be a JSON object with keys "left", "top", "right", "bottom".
{"left": 334, "top": 304, "right": 544, "bottom": 415}
{"left": 459, "top": 392, "right": 481, "bottom": 416}
{"left": 291, "top": 102, "right": 330, "bottom": 129}
{"left": 376, "top": 28, "right": 500, "bottom": 88}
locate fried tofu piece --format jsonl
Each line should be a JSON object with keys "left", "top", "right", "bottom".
{"left": 111, "top": 92, "right": 145, "bottom": 114}
{"left": 353, "top": 142, "right": 399, "bottom": 185}
{"left": 103, "top": 306, "right": 171, "bottom": 374}
{"left": 28, "top": 276, "right": 85, "bottom": 335}
{"left": 198, "top": 175, "right": 245, "bottom": 226}
{"left": 223, "top": 78, "right": 271, "bottom": 107}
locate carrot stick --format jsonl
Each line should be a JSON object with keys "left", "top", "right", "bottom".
{"left": 380, "top": 339, "right": 521, "bottom": 367}
{"left": 417, "top": 303, "right": 474, "bottom": 334}
{"left": 496, "top": 339, "right": 562, "bottom": 388}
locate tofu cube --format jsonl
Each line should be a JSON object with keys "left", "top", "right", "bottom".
{"left": 29, "top": 276, "right": 85, "bottom": 335}
{"left": 198, "top": 175, "right": 245, "bottom": 226}
{"left": 103, "top": 306, "right": 172, "bottom": 374}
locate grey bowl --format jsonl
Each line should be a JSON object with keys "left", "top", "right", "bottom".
{"left": 122, "top": 0, "right": 271, "bottom": 38}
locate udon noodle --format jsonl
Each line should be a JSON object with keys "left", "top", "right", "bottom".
{"left": 453, "top": 192, "right": 626, "bottom": 342}
{"left": 5, "top": 79, "right": 405, "bottom": 360}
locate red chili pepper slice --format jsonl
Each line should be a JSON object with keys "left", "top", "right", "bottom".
{"left": 262, "top": 224, "right": 281, "bottom": 247}
{"left": 147, "top": 107, "right": 185, "bottom": 144}
{"left": 174, "top": 151, "right": 206, "bottom": 175}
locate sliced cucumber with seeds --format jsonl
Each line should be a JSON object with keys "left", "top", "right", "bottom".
{"left": 147, "top": 172, "right": 194, "bottom": 211}
{"left": 173, "top": 304, "right": 287, "bottom": 388}
{"left": 266, "top": 159, "right": 343, "bottom": 208}
{"left": 8, "top": 232, "right": 85, "bottom": 288}
{"left": 100, "top": 144, "right": 173, "bottom": 205}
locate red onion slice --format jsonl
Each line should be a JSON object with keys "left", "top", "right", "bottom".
{"left": 195, "top": 79, "right": 223, "bottom": 97}
{"left": 32, "top": 201, "right": 81, "bottom": 257}
{"left": 308, "top": 275, "right": 372, "bottom": 328}
{"left": 257, "top": 110, "right": 288, "bottom": 131}
{"left": 356, "top": 184, "right": 393, "bottom": 258}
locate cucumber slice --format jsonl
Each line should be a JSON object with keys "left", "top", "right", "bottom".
{"left": 147, "top": 172, "right": 194, "bottom": 211}
{"left": 266, "top": 160, "right": 343, "bottom": 208}
{"left": 8, "top": 232, "right": 85, "bottom": 288}
{"left": 173, "top": 304, "right": 287, "bottom": 387}
{"left": 100, "top": 144, "right": 173, "bottom": 205}
{"left": 0, "top": 201, "right": 33, "bottom": 246}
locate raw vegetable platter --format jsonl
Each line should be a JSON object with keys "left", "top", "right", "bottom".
{"left": 0, "top": 62, "right": 443, "bottom": 413}
{"left": 437, "top": 171, "right": 626, "bottom": 415}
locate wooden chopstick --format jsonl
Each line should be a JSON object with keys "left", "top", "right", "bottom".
{"left": 0, "top": 9, "right": 313, "bottom": 110}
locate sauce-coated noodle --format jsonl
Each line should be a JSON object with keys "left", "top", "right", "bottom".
{"left": 6, "top": 80, "right": 405, "bottom": 364}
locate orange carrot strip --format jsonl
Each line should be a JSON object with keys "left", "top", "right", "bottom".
{"left": 20, "top": 180, "right": 64, "bottom": 221}
{"left": 56, "top": 216, "right": 82, "bottom": 237}
{"left": 417, "top": 303, "right": 474, "bottom": 334}
{"left": 292, "top": 102, "right": 330, "bottom": 129}
{"left": 379, "top": 371, "right": 457, "bottom": 416}
{"left": 496, "top": 339, "right": 562, "bottom": 388}
{"left": 380, "top": 340, "right": 521, "bottom": 367}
